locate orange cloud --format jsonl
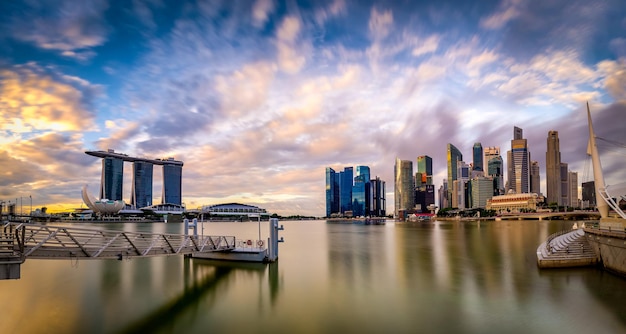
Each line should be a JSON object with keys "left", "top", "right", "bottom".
{"left": 0, "top": 65, "right": 97, "bottom": 132}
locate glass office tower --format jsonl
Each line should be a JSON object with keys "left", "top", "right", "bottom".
{"left": 395, "top": 158, "right": 414, "bottom": 217}
{"left": 447, "top": 144, "right": 463, "bottom": 208}
{"left": 131, "top": 161, "right": 153, "bottom": 209}
{"left": 487, "top": 156, "right": 504, "bottom": 195}
{"left": 370, "top": 177, "right": 386, "bottom": 217}
{"left": 339, "top": 167, "right": 353, "bottom": 214}
{"left": 356, "top": 166, "right": 371, "bottom": 215}
{"left": 101, "top": 157, "right": 123, "bottom": 201}
{"left": 352, "top": 175, "right": 366, "bottom": 217}
{"left": 417, "top": 155, "right": 433, "bottom": 185}
{"left": 162, "top": 161, "right": 183, "bottom": 205}
{"left": 472, "top": 142, "right": 483, "bottom": 171}
{"left": 325, "top": 167, "right": 340, "bottom": 217}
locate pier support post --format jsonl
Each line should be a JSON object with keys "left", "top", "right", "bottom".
{"left": 184, "top": 218, "right": 198, "bottom": 237}
{"left": 267, "top": 218, "right": 284, "bottom": 262}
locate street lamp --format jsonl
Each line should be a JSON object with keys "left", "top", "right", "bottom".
{"left": 30, "top": 195, "right": 32, "bottom": 218}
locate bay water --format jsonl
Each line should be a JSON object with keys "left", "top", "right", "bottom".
{"left": 2, "top": 219, "right": 626, "bottom": 334}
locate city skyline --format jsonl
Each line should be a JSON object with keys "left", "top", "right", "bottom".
{"left": 1, "top": 0, "right": 625, "bottom": 217}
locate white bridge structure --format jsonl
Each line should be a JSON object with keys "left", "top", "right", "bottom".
{"left": 1, "top": 218, "right": 284, "bottom": 280}
{"left": 598, "top": 182, "right": 626, "bottom": 220}
{"left": 1, "top": 222, "right": 235, "bottom": 279}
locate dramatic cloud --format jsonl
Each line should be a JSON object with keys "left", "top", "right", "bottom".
{"left": 1, "top": 0, "right": 625, "bottom": 216}
{"left": 0, "top": 64, "right": 99, "bottom": 132}
{"left": 4, "top": 0, "right": 109, "bottom": 53}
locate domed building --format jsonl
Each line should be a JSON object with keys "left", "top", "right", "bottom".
{"left": 200, "top": 203, "right": 270, "bottom": 221}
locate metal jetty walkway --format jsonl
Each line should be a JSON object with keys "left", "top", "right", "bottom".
{"left": 1, "top": 221, "right": 235, "bottom": 279}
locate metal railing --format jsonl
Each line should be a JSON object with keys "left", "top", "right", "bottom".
{"left": 2, "top": 222, "right": 235, "bottom": 260}
{"left": 544, "top": 228, "right": 575, "bottom": 254}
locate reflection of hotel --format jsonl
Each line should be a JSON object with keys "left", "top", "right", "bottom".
{"left": 85, "top": 149, "right": 184, "bottom": 208}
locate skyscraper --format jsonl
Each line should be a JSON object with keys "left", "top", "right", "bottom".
{"left": 417, "top": 155, "right": 432, "bottom": 175}
{"left": 471, "top": 176, "right": 494, "bottom": 209}
{"left": 101, "top": 156, "right": 124, "bottom": 201}
{"left": 395, "top": 158, "right": 414, "bottom": 217}
{"left": 447, "top": 144, "right": 463, "bottom": 207}
{"left": 530, "top": 161, "right": 540, "bottom": 195}
{"left": 325, "top": 167, "right": 340, "bottom": 217}
{"left": 473, "top": 142, "right": 483, "bottom": 171}
{"left": 546, "top": 130, "right": 561, "bottom": 205}
{"left": 569, "top": 171, "right": 578, "bottom": 207}
{"left": 507, "top": 127, "right": 530, "bottom": 194}
{"left": 352, "top": 175, "right": 366, "bottom": 217}
{"left": 417, "top": 156, "right": 433, "bottom": 180}
{"left": 339, "top": 167, "right": 353, "bottom": 214}
{"left": 439, "top": 179, "right": 448, "bottom": 209}
{"left": 455, "top": 161, "right": 470, "bottom": 209}
{"left": 582, "top": 181, "right": 596, "bottom": 207}
{"left": 560, "top": 163, "right": 569, "bottom": 207}
{"left": 131, "top": 161, "right": 153, "bottom": 208}
{"left": 356, "top": 166, "right": 371, "bottom": 215}
{"left": 162, "top": 159, "right": 183, "bottom": 205}
{"left": 370, "top": 177, "right": 386, "bottom": 217}
{"left": 86, "top": 150, "right": 184, "bottom": 208}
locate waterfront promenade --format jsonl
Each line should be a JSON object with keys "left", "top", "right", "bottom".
{"left": 496, "top": 211, "right": 601, "bottom": 221}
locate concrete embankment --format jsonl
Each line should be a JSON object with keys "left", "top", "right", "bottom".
{"left": 537, "top": 228, "right": 598, "bottom": 269}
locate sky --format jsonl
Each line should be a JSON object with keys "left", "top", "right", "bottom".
{"left": 1, "top": 0, "right": 625, "bottom": 217}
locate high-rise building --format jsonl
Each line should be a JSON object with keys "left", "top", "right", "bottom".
{"left": 530, "top": 161, "right": 540, "bottom": 195}
{"left": 438, "top": 179, "right": 448, "bottom": 209}
{"left": 487, "top": 156, "right": 504, "bottom": 195}
{"left": 370, "top": 177, "right": 386, "bottom": 217}
{"left": 415, "top": 184, "right": 435, "bottom": 213}
{"left": 86, "top": 150, "right": 184, "bottom": 207}
{"left": 395, "top": 158, "right": 414, "bottom": 217}
{"left": 582, "top": 181, "right": 596, "bottom": 207}
{"left": 325, "top": 167, "right": 340, "bottom": 217}
{"left": 560, "top": 163, "right": 569, "bottom": 207}
{"left": 471, "top": 176, "right": 494, "bottom": 209}
{"left": 507, "top": 126, "right": 530, "bottom": 194}
{"left": 514, "top": 126, "right": 523, "bottom": 140}
{"left": 339, "top": 167, "right": 353, "bottom": 214}
{"left": 546, "top": 130, "right": 561, "bottom": 204}
{"left": 162, "top": 159, "right": 183, "bottom": 205}
{"left": 569, "top": 171, "right": 578, "bottom": 207}
{"left": 131, "top": 161, "right": 153, "bottom": 208}
{"left": 356, "top": 166, "right": 371, "bottom": 215}
{"left": 417, "top": 155, "right": 433, "bottom": 184}
{"left": 484, "top": 147, "right": 500, "bottom": 164}
{"left": 447, "top": 144, "right": 463, "bottom": 207}
{"left": 485, "top": 147, "right": 503, "bottom": 196}
{"left": 101, "top": 156, "right": 124, "bottom": 201}
{"left": 352, "top": 175, "right": 366, "bottom": 217}
{"left": 455, "top": 161, "right": 470, "bottom": 209}
{"left": 473, "top": 142, "right": 483, "bottom": 171}
{"left": 415, "top": 156, "right": 434, "bottom": 212}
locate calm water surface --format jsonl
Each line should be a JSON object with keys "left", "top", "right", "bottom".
{"left": 2, "top": 219, "right": 626, "bottom": 334}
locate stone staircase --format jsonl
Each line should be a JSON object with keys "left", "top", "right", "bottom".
{"left": 537, "top": 228, "right": 599, "bottom": 268}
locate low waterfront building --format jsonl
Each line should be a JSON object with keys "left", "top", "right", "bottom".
{"left": 486, "top": 193, "right": 540, "bottom": 213}
{"left": 201, "top": 203, "right": 269, "bottom": 221}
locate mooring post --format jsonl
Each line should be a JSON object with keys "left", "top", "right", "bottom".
{"left": 184, "top": 218, "right": 198, "bottom": 237}
{"left": 268, "top": 218, "right": 284, "bottom": 262}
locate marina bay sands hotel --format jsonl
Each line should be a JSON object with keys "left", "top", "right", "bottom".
{"left": 85, "top": 149, "right": 183, "bottom": 208}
